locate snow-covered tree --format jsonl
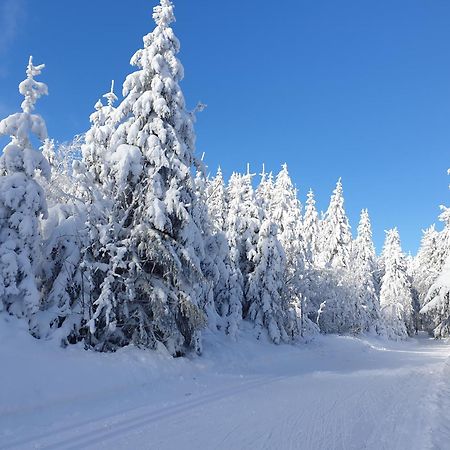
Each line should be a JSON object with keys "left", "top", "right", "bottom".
{"left": 270, "top": 164, "right": 305, "bottom": 336}
{"left": 246, "top": 221, "right": 289, "bottom": 343}
{"left": 83, "top": 0, "right": 207, "bottom": 354}
{"left": 303, "top": 188, "right": 320, "bottom": 267}
{"left": 271, "top": 164, "right": 304, "bottom": 272}
{"left": 81, "top": 80, "right": 118, "bottom": 186}
{"left": 0, "top": 56, "right": 50, "bottom": 331}
{"left": 195, "top": 170, "right": 243, "bottom": 336}
{"left": 226, "top": 171, "right": 261, "bottom": 318}
{"left": 255, "top": 165, "right": 274, "bottom": 213}
{"left": 418, "top": 169, "right": 450, "bottom": 337}
{"left": 434, "top": 206, "right": 450, "bottom": 275}
{"left": 310, "top": 180, "right": 354, "bottom": 333}
{"left": 420, "top": 256, "right": 450, "bottom": 338}
{"left": 206, "top": 167, "right": 227, "bottom": 232}
{"left": 411, "top": 225, "right": 440, "bottom": 309}
{"left": 379, "top": 228, "right": 415, "bottom": 338}
{"left": 318, "top": 179, "right": 352, "bottom": 269}
{"left": 351, "top": 209, "right": 382, "bottom": 333}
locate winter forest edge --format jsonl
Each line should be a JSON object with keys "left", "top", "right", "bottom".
{"left": 1, "top": 0, "right": 449, "bottom": 358}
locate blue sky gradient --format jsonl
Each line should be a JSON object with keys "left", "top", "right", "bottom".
{"left": 1, "top": 0, "right": 450, "bottom": 254}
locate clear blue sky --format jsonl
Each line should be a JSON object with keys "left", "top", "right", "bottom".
{"left": 1, "top": 0, "right": 450, "bottom": 254}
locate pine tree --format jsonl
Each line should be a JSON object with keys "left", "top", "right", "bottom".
{"left": 318, "top": 179, "right": 352, "bottom": 269}
{"left": 196, "top": 169, "right": 243, "bottom": 336}
{"left": 206, "top": 167, "right": 227, "bottom": 232}
{"left": 303, "top": 188, "right": 320, "bottom": 267}
{"left": 84, "top": 0, "right": 207, "bottom": 354}
{"left": 0, "top": 56, "right": 50, "bottom": 331}
{"left": 435, "top": 206, "right": 450, "bottom": 275}
{"left": 272, "top": 164, "right": 304, "bottom": 271}
{"left": 36, "top": 134, "right": 93, "bottom": 343}
{"left": 412, "top": 225, "right": 440, "bottom": 309}
{"left": 226, "top": 170, "right": 261, "bottom": 318}
{"left": 81, "top": 80, "right": 118, "bottom": 186}
{"left": 313, "top": 179, "right": 354, "bottom": 333}
{"left": 420, "top": 256, "right": 450, "bottom": 338}
{"left": 271, "top": 164, "right": 305, "bottom": 337}
{"left": 379, "top": 228, "right": 415, "bottom": 338}
{"left": 246, "top": 221, "right": 289, "bottom": 343}
{"left": 419, "top": 171, "right": 450, "bottom": 337}
{"left": 351, "top": 209, "right": 382, "bottom": 333}
{"left": 255, "top": 165, "right": 274, "bottom": 213}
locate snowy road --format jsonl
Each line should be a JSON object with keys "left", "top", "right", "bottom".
{"left": 1, "top": 322, "right": 450, "bottom": 450}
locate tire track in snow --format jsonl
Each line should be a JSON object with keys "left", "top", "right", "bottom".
{"left": 430, "top": 355, "right": 450, "bottom": 449}
{"left": 2, "top": 375, "right": 286, "bottom": 450}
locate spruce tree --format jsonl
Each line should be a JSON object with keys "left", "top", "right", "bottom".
{"left": 206, "top": 167, "right": 227, "bottom": 232}
{"left": 82, "top": 81, "right": 118, "bottom": 186}
{"left": 226, "top": 171, "right": 261, "bottom": 318}
{"left": 0, "top": 56, "right": 50, "bottom": 332}
{"left": 246, "top": 221, "right": 289, "bottom": 343}
{"left": 351, "top": 209, "right": 382, "bottom": 333}
{"left": 412, "top": 225, "right": 440, "bottom": 309}
{"left": 271, "top": 164, "right": 305, "bottom": 337}
{"left": 379, "top": 228, "right": 415, "bottom": 338}
{"left": 303, "top": 188, "right": 320, "bottom": 267}
{"left": 255, "top": 165, "right": 274, "bottom": 213}
{"left": 420, "top": 256, "right": 450, "bottom": 338}
{"left": 419, "top": 174, "right": 450, "bottom": 337}
{"left": 314, "top": 179, "right": 353, "bottom": 333}
{"left": 318, "top": 179, "right": 352, "bottom": 269}
{"left": 84, "top": 0, "right": 207, "bottom": 354}
{"left": 272, "top": 164, "right": 304, "bottom": 272}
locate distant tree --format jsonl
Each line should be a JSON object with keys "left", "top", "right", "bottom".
{"left": 351, "top": 209, "right": 383, "bottom": 333}
{"left": 255, "top": 165, "right": 274, "bottom": 212}
{"left": 379, "top": 228, "right": 415, "bottom": 338}
{"left": 246, "top": 221, "right": 289, "bottom": 343}
{"left": 226, "top": 170, "right": 261, "bottom": 318}
{"left": 196, "top": 169, "right": 243, "bottom": 336}
{"left": 318, "top": 179, "right": 352, "bottom": 269}
{"left": 420, "top": 256, "right": 450, "bottom": 338}
{"left": 411, "top": 225, "right": 440, "bottom": 309}
{"left": 303, "top": 188, "right": 320, "bottom": 267}
{"left": 313, "top": 179, "right": 354, "bottom": 333}
{"left": 206, "top": 167, "right": 228, "bottom": 232}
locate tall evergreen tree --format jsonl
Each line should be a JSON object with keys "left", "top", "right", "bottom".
{"left": 420, "top": 256, "right": 450, "bottom": 338}
{"left": 318, "top": 179, "right": 352, "bottom": 269}
{"left": 226, "top": 171, "right": 261, "bottom": 318}
{"left": 82, "top": 80, "right": 118, "bottom": 186}
{"left": 84, "top": 0, "right": 207, "bottom": 354}
{"left": 351, "top": 209, "right": 382, "bottom": 333}
{"left": 0, "top": 56, "right": 50, "bottom": 332}
{"left": 379, "top": 228, "right": 415, "bottom": 338}
{"left": 412, "top": 224, "right": 440, "bottom": 309}
{"left": 272, "top": 164, "right": 304, "bottom": 272}
{"left": 303, "top": 188, "right": 320, "bottom": 267}
{"left": 246, "top": 221, "right": 289, "bottom": 343}
{"left": 271, "top": 164, "right": 305, "bottom": 337}
{"left": 206, "top": 167, "right": 227, "bottom": 232}
{"left": 196, "top": 170, "right": 243, "bottom": 336}
{"left": 255, "top": 165, "right": 274, "bottom": 213}
{"left": 312, "top": 179, "right": 354, "bottom": 333}
{"left": 419, "top": 172, "right": 450, "bottom": 337}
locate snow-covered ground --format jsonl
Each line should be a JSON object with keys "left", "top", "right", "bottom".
{"left": 1, "top": 315, "right": 449, "bottom": 450}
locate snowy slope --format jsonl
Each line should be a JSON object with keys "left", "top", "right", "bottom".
{"left": 1, "top": 315, "right": 449, "bottom": 450}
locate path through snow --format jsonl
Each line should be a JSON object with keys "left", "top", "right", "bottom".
{"left": 1, "top": 317, "right": 449, "bottom": 450}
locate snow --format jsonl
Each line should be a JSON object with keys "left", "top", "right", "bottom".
{"left": 1, "top": 316, "right": 450, "bottom": 450}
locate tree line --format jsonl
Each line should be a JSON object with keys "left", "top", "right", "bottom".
{"left": 0, "top": 0, "right": 449, "bottom": 356}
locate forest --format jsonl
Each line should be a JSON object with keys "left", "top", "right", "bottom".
{"left": 0, "top": 0, "right": 449, "bottom": 358}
